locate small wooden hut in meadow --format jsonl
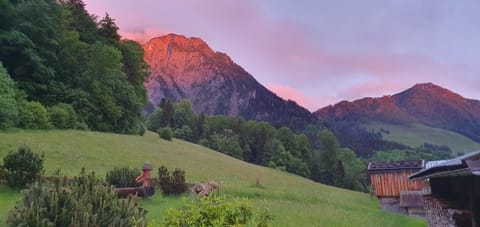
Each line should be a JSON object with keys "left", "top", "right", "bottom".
{"left": 409, "top": 151, "right": 480, "bottom": 227}
{"left": 367, "top": 160, "right": 425, "bottom": 216}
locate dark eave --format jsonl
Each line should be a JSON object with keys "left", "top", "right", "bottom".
{"left": 409, "top": 150, "right": 480, "bottom": 180}
{"left": 368, "top": 159, "right": 424, "bottom": 173}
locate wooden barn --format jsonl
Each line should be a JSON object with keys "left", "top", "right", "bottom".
{"left": 409, "top": 151, "right": 480, "bottom": 227}
{"left": 368, "top": 160, "right": 425, "bottom": 216}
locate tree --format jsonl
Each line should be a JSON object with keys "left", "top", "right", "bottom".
{"left": 146, "top": 107, "right": 163, "bottom": 132}
{"left": 316, "top": 129, "right": 341, "bottom": 185}
{"left": 0, "top": 63, "right": 18, "bottom": 128}
{"left": 338, "top": 148, "right": 366, "bottom": 191}
{"left": 17, "top": 101, "right": 51, "bottom": 129}
{"left": 98, "top": 13, "right": 120, "bottom": 47}
{"left": 209, "top": 130, "right": 243, "bottom": 159}
{"left": 60, "top": 0, "right": 100, "bottom": 44}
{"left": 47, "top": 103, "right": 77, "bottom": 129}
{"left": 174, "top": 125, "right": 194, "bottom": 142}
{"left": 159, "top": 98, "right": 174, "bottom": 127}
{"left": 172, "top": 99, "right": 194, "bottom": 129}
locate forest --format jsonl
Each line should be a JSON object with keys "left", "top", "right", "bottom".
{"left": 146, "top": 99, "right": 367, "bottom": 191}
{"left": 0, "top": 0, "right": 148, "bottom": 134}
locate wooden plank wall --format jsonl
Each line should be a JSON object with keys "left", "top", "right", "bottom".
{"left": 370, "top": 170, "right": 424, "bottom": 197}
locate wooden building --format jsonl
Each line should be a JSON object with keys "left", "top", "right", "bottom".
{"left": 409, "top": 151, "right": 480, "bottom": 227}
{"left": 368, "top": 160, "right": 425, "bottom": 215}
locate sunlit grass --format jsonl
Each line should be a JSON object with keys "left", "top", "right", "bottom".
{"left": 365, "top": 122, "right": 480, "bottom": 154}
{"left": 0, "top": 130, "right": 426, "bottom": 226}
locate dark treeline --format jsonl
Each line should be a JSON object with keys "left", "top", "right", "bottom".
{"left": 0, "top": 0, "right": 148, "bottom": 134}
{"left": 147, "top": 99, "right": 367, "bottom": 191}
{"left": 325, "top": 122, "right": 410, "bottom": 158}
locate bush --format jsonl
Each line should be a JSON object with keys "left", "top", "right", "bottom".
{"left": 173, "top": 125, "right": 193, "bottom": 141}
{"left": 17, "top": 101, "right": 51, "bottom": 129}
{"left": 158, "top": 127, "right": 173, "bottom": 141}
{"left": 162, "top": 195, "right": 272, "bottom": 226}
{"left": 157, "top": 165, "right": 187, "bottom": 195}
{"left": 7, "top": 169, "right": 148, "bottom": 227}
{"left": 1, "top": 145, "right": 44, "bottom": 188}
{"left": 106, "top": 167, "right": 141, "bottom": 188}
{"left": 139, "top": 125, "right": 146, "bottom": 136}
{"left": 47, "top": 103, "right": 77, "bottom": 129}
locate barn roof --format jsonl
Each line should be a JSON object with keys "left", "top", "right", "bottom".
{"left": 368, "top": 160, "right": 425, "bottom": 173}
{"left": 409, "top": 150, "right": 480, "bottom": 180}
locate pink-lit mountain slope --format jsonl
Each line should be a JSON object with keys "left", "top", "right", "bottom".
{"left": 143, "top": 34, "right": 317, "bottom": 130}
{"left": 315, "top": 83, "right": 480, "bottom": 142}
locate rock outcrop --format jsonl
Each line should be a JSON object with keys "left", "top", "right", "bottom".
{"left": 143, "top": 33, "right": 317, "bottom": 130}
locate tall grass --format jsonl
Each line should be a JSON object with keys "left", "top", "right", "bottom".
{"left": 365, "top": 122, "right": 480, "bottom": 154}
{"left": 0, "top": 130, "right": 426, "bottom": 226}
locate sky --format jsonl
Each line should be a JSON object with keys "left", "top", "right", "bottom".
{"left": 84, "top": 0, "right": 480, "bottom": 111}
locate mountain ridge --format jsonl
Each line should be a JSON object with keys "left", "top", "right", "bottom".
{"left": 315, "top": 82, "right": 480, "bottom": 142}
{"left": 143, "top": 33, "right": 317, "bottom": 130}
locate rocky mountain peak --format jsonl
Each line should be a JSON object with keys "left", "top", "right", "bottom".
{"left": 142, "top": 33, "right": 316, "bottom": 130}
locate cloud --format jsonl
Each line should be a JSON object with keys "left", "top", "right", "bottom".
{"left": 267, "top": 84, "right": 335, "bottom": 111}
{"left": 83, "top": 0, "right": 480, "bottom": 110}
{"left": 119, "top": 28, "right": 169, "bottom": 44}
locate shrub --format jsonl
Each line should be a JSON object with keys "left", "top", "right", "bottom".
{"left": 7, "top": 169, "right": 148, "bottom": 227}
{"left": 106, "top": 167, "right": 141, "bottom": 188}
{"left": 173, "top": 125, "right": 193, "bottom": 141}
{"left": 139, "top": 125, "right": 146, "bottom": 136}
{"left": 1, "top": 145, "right": 44, "bottom": 188}
{"left": 158, "top": 127, "right": 173, "bottom": 141}
{"left": 17, "top": 101, "right": 51, "bottom": 129}
{"left": 162, "top": 195, "right": 272, "bottom": 226}
{"left": 157, "top": 165, "right": 187, "bottom": 195}
{"left": 47, "top": 103, "right": 77, "bottom": 129}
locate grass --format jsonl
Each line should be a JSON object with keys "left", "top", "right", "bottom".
{"left": 364, "top": 122, "right": 480, "bottom": 155}
{"left": 0, "top": 130, "right": 426, "bottom": 226}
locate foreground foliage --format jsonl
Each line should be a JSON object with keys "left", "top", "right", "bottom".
{"left": 1, "top": 145, "right": 44, "bottom": 188}
{"left": 0, "top": 130, "right": 427, "bottom": 226}
{"left": 160, "top": 195, "right": 271, "bottom": 227}
{"left": 106, "top": 166, "right": 141, "bottom": 188}
{"left": 7, "top": 169, "right": 147, "bottom": 226}
{"left": 157, "top": 165, "right": 187, "bottom": 196}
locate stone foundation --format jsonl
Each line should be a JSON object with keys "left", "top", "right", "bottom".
{"left": 423, "top": 195, "right": 471, "bottom": 227}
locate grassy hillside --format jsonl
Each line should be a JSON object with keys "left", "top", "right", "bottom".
{"left": 0, "top": 130, "right": 425, "bottom": 226}
{"left": 365, "top": 122, "right": 480, "bottom": 155}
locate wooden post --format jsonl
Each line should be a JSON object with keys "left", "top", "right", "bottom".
{"left": 471, "top": 177, "right": 480, "bottom": 227}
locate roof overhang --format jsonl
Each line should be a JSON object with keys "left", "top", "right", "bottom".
{"left": 409, "top": 150, "right": 480, "bottom": 180}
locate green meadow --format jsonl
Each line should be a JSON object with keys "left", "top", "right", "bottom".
{"left": 0, "top": 130, "right": 426, "bottom": 226}
{"left": 365, "top": 122, "right": 480, "bottom": 155}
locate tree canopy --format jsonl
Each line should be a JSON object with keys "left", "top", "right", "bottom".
{"left": 0, "top": 0, "right": 148, "bottom": 134}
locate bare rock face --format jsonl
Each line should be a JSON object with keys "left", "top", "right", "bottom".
{"left": 143, "top": 34, "right": 250, "bottom": 116}
{"left": 143, "top": 34, "right": 316, "bottom": 130}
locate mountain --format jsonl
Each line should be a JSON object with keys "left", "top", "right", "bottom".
{"left": 143, "top": 34, "right": 317, "bottom": 129}
{"left": 315, "top": 83, "right": 480, "bottom": 150}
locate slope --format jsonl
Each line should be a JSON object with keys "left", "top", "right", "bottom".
{"left": 315, "top": 83, "right": 480, "bottom": 155}
{"left": 364, "top": 122, "right": 480, "bottom": 155}
{"left": 143, "top": 34, "right": 317, "bottom": 130}
{"left": 0, "top": 130, "right": 424, "bottom": 226}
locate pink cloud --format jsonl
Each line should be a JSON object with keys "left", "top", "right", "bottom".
{"left": 83, "top": 0, "right": 480, "bottom": 110}
{"left": 267, "top": 84, "right": 335, "bottom": 111}
{"left": 120, "top": 28, "right": 170, "bottom": 44}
